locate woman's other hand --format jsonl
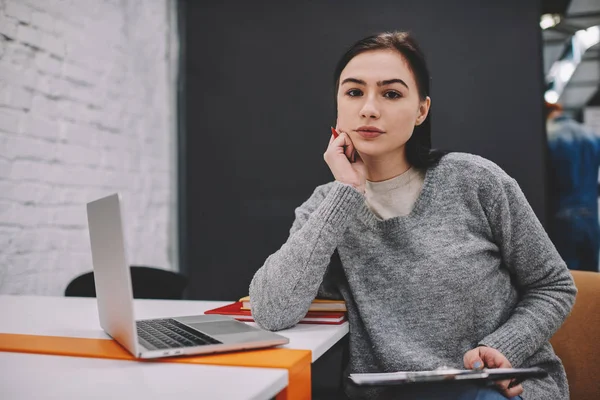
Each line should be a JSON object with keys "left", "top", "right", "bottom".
{"left": 323, "top": 130, "right": 366, "bottom": 194}
{"left": 463, "top": 346, "right": 524, "bottom": 398}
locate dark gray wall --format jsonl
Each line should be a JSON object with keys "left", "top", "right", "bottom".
{"left": 179, "top": 0, "right": 546, "bottom": 300}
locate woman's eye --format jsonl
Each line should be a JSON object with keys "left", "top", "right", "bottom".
{"left": 346, "top": 89, "right": 363, "bottom": 97}
{"left": 384, "top": 91, "right": 402, "bottom": 99}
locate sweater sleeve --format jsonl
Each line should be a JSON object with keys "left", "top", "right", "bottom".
{"left": 249, "top": 181, "right": 364, "bottom": 331}
{"left": 478, "top": 175, "right": 577, "bottom": 367}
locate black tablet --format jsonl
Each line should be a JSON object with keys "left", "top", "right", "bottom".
{"left": 348, "top": 367, "right": 548, "bottom": 387}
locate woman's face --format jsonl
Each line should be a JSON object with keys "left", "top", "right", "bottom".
{"left": 336, "top": 49, "right": 430, "bottom": 159}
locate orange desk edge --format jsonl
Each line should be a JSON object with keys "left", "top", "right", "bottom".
{"left": 0, "top": 333, "right": 311, "bottom": 400}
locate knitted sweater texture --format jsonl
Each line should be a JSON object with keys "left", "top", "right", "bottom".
{"left": 249, "top": 153, "right": 576, "bottom": 399}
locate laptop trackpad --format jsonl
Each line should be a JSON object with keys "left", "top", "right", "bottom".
{"left": 187, "top": 321, "right": 257, "bottom": 336}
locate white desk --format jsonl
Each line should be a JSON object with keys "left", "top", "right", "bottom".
{"left": 0, "top": 352, "right": 287, "bottom": 400}
{"left": 0, "top": 295, "right": 349, "bottom": 400}
{"left": 0, "top": 295, "right": 349, "bottom": 362}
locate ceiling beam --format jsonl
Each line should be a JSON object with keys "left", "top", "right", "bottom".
{"left": 565, "top": 80, "right": 599, "bottom": 87}
{"left": 564, "top": 11, "right": 600, "bottom": 19}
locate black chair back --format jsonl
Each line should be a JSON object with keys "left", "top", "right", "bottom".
{"left": 65, "top": 266, "right": 188, "bottom": 300}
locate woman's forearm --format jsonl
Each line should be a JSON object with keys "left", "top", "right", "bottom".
{"left": 249, "top": 182, "right": 363, "bottom": 330}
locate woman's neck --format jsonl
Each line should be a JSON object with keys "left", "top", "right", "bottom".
{"left": 362, "top": 149, "right": 411, "bottom": 182}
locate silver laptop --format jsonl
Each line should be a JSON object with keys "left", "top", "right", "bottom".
{"left": 86, "top": 193, "right": 289, "bottom": 359}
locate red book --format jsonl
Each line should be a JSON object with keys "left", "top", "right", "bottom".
{"left": 204, "top": 301, "right": 347, "bottom": 325}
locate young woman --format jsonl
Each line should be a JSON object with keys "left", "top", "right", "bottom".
{"left": 249, "top": 31, "right": 576, "bottom": 400}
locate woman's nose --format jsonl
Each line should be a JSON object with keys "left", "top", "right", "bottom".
{"left": 360, "top": 97, "right": 380, "bottom": 119}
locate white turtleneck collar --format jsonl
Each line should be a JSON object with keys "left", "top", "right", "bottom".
{"left": 365, "top": 167, "right": 425, "bottom": 220}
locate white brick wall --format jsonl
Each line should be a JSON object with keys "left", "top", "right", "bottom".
{"left": 0, "top": 0, "right": 179, "bottom": 295}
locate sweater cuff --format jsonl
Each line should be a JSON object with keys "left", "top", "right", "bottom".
{"left": 478, "top": 323, "right": 535, "bottom": 367}
{"left": 313, "top": 181, "right": 364, "bottom": 228}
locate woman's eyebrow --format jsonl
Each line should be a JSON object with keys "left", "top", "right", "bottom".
{"left": 341, "top": 77, "right": 409, "bottom": 89}
{"left": 379, "top": 79, "right": 408, "bottom": 89}
{"left": 341, "top": 78, "right": 366, "bottom": 86}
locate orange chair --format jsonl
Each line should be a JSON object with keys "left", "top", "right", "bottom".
{"left": 550, "top": 270, "right": 600, "bottom": 400}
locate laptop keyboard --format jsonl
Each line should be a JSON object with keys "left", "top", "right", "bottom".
{"left": 136, "top": 319, "right": 222, "bottom": 350}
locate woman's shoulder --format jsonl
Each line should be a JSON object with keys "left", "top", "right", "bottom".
{"left": 431, "top": 152, "right": 518, "bottom": 205}
{"left": 435, "top": 152, "right": 513, "bottom": 183}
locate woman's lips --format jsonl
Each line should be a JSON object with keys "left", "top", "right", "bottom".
{"left": 356, "top": 129, "right": 383, "bottom": 139}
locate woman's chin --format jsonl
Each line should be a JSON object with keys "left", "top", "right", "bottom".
{"left": 354, "top": 139, "right": 407, "bottom": 159}
{"left": 354, "top": 145, "right": 387, "bottom": 158}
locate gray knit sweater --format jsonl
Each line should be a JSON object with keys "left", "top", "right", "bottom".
{"left": 249, "top": 153, "right": 577, "bottom": 399}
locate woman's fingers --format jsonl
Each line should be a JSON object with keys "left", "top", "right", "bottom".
{"left": 475, "top": 347, "right": 521, "bottom": 398}
{"left": 327, "top": 130, "right": 355, "bottom": 163}
{"left": 495, "top": 379, "right": 512, "bottom": 394}
{"left": 463, "top": 348, "right": 484, "bottom": 370}
{"left": 481, "top": 349, "right": 511, "bottom": 369}
{"left": 340, "top": 131, "right": 355, "bottom": 161}
{"left": 500, "top": 382, "right": 524, "bottom": 398}
{"left": 323, "top": 128, "right": 366, "bottom": 194}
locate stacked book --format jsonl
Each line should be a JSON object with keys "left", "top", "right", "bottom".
{"left": 205, "top": 296, "right": 347, "bottom": 325}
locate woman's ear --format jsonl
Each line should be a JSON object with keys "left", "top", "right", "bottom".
{"left": 416, "top": 96, "right": 431, "bottom": 126}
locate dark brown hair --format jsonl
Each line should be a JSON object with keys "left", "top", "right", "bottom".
{"left": 334, "top": 31, "right": 446, "bottom": 168}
